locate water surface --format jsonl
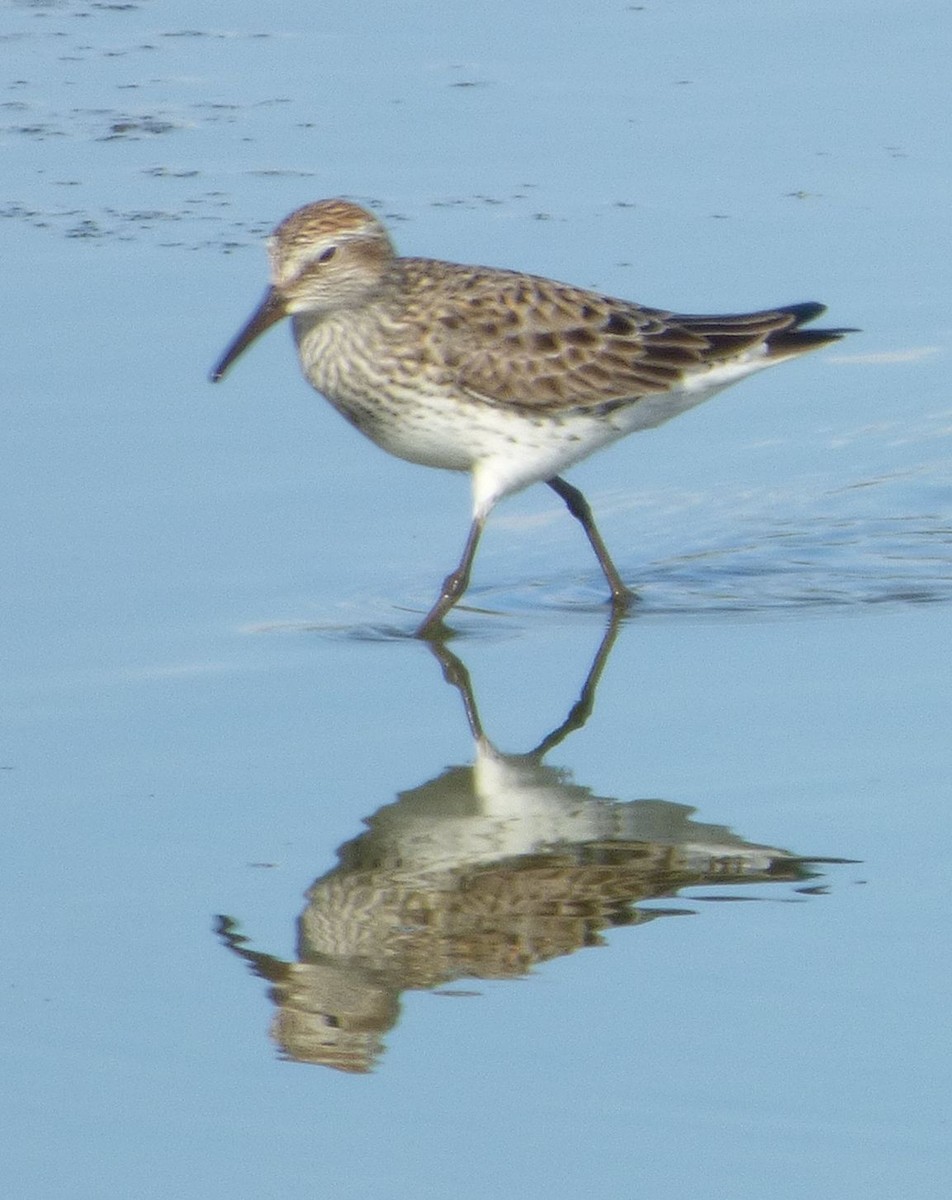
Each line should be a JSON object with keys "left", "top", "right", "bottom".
{"left": 2, "top": 3, "right": 950, "bottom": 1198}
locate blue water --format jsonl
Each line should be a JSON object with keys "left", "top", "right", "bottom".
{"left": 2, "top": 3, "right": 950, "bottom": 1198}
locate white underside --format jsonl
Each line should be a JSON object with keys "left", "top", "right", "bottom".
{"left": 466, "top": 352, "right": 777, "bottom": 517}
{"left": 296, "top": 315, "right": 780, "bottom": 520}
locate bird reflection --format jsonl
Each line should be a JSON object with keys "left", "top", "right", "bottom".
{"left": 217, "top": 618, "right": 849, "bottom": 1073}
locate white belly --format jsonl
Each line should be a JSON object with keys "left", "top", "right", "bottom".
{"left": 293, "top": 312, "right": 773, "bottom": 516}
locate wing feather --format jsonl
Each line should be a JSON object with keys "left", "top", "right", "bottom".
{"left": 397, "top": 260, "right": 840, "bottom": 412}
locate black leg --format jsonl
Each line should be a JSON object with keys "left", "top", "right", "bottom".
{"left": 547, "top": 476, "right": 635, "bottom": 606}
{"left": 416, "top": 517, "right": 484, "bottom": 639}
{"left": 530, "top": 606, "right": 624, "bottom": 757}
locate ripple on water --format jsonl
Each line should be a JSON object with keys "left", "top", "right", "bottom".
{"left": 526, "top": 506, "right": 952, "bottom": 619}
{"left": 236, "top": 502, "right": 952, "bottom": 642}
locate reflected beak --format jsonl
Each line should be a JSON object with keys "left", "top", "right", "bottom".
{"left": 209, "top": 286, "right": 288, "bottom": 382}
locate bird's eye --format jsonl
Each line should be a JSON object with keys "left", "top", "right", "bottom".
{"left": 318, "top": 246, "right": 337, "bottom": 263}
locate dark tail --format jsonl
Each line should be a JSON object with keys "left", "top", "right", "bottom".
{"left": 767, "top": 303, "right": 858, "bottom": 356}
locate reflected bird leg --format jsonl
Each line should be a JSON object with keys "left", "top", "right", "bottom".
{"left": 429, "top": 604, "right": 624, "bottom": 757}
{"left": 426, "top": 640, "right": 485, "bottom": 741}
{"left": 546, "top": 476, "right": 635, "bottom": 607}
{"left": 530, "top": 607, "right": 624, "bottom": 758}
{"left": 416, "top": 517, "right": 485, "bottom": 639}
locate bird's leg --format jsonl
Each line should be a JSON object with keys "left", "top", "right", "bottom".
{"left": 547, "top": 476, "right": 635, "bottom": 607}
{"left": 415, "top": 517, "right": 484, "bottom": 639}
{"left": 425, "top": 639, "right": 485, "bottom": 740}
{"left": 530, "top": 606, "right": 624, "bottom": 758}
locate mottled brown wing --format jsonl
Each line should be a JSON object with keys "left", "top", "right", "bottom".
{"left": 405, "top": 260, "right": 829, "bottom": 412}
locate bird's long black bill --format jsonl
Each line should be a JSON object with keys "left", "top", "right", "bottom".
{"left": 209, "top": 286, "right": 287, "bottom": 382}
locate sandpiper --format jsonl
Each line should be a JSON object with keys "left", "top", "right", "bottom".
{"left": 211, "top": 198, "right": 851, "bottom": 637}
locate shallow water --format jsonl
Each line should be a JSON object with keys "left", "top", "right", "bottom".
{"left": 3, "top": 2, "right": 951, "bottom": 1198}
